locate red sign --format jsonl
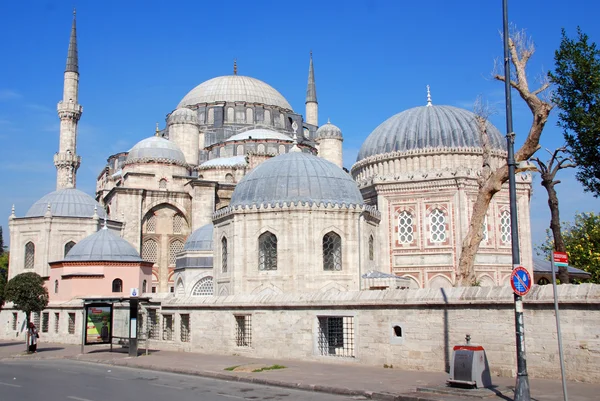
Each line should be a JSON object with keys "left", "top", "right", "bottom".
{"left": 553, "top": 252, "right": 569, "bottom": 264}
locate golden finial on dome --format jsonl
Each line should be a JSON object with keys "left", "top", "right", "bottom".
{"left": 155, "top": 122, "right": 159, "bottom": 136}
{"left": 233, "top": 59, "right": 237, "bottom": 75}
{"left": 426, "top": 85, "right": 432, "bottom": 107}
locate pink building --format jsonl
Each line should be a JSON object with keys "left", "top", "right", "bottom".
{"left": 48, "top": 226, "right": 153, "bottom": 301}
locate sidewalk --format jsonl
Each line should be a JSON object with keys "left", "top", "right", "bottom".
{"left": 0, "top": 340, "right": 596, "bottom": 401}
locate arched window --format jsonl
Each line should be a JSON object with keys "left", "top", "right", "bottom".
{"left": 225, "top": 173, "right": 234, "bottom": 183}
{"left": 159, "top": 178, "right": 167, "bottom": 190}
{"left": 482, "top": 215, "right": 489, "bottom": 242}
{"left": 208, "top": 108, "right": 214, "bottom": 124}
{"left": 173, "top": 213, "right": 186, "bottom": 234}
{"left": 278, "top": 145, "right": 285, "bottom": 155}
{"left": 236, "top": 145, "right": 244, "bottom": 155}
{"left": 191, "top": 276, "right": 214, "bottom": 296}
{"left": 222, "top": 237, "right": 228, "bottom": 273}
{"left": 246, "top": 108, "right": 253, "bottom": 123}
{"left": 257, "top": 144, "right": 265, "bottom": 153}
{"left": 398, "top": 211, "right": 414, "bottom": 244}
{"left": 258, "top": 232, "right": 277, "bottom": 271}
{"left": 368, "top": 235, "right": 374, "bottom": 261}
{"left": 500, "top": 210, "right": 511, "bottom": 244}
{"left": 429, "top": 209, "right": 446, "bottom": 243}
{"left": 169, "top": 239, "right": 184, "bottom": 266}
{"left": 112, "top": 278, "right": 123, "bottom": 293}
{"left": 323, "top": 232, "right": 342, "bottom": 271}
{"left": 227, "top": 107, "right": 234, "bottom": 122}
{"left": 64, "top": 241, "right": 76, "bottom": 257}
{"left": 54, "top": 280, "right": 59, "bottom": 294}
{"left": 264, "top": 109, "right": 271, "bottom": 124}
{"left": 24, "top": 242, "right": 35, "bottom": 269}
{"left": 142, "top": 239, "right": 158, "bottom": 263}
{"left": 142, "top": 280, "right": 147, "bottom": 293}
{"left": 145, "top": 214, "right": 156, "bottom": 233}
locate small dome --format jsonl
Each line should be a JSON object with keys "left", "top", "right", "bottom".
{"left": 168, "top": 107, "right": 198, "bottom": 124}
{"left": 226, "top": 128, "right": 292, "bottom": 142}
{"left": 26, "top": 188, "right": 106, "bottom": 219}
{"left": 357, "top": 105, "right": 506, "bottom": 161}
{"left": 316, "top": 120, "right": 342, "bottom": 139}
{"left": 64, "top": 227, "right": 142, "bottom": 262}
{"left": 126, "top": 136, "right": 187, "bottom": 165}
{"left": 183, "top": 224, "right": 213, "bottom": 251}
{"left": 178, "top": 75, "right": 292, "bottom": 111}
{"left": 230, "top": 152, "right": 363, "bottom": 208}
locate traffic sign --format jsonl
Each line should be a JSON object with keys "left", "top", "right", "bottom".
{"left": 553, "top": 252, "right": 569, "bottom": 267}
{"left": 130, "top": 288, "right": 139, "bottom": 297}
{"left": 511, "top": 266, "right": 532, "bottom": 296}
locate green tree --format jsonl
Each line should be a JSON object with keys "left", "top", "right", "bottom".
{"left": 0, "top": 225, "right": 4, "bottom": 255}
{"left": 549, "top": 27, "right": 600, "bottom": 197}
{"left": 538, "top": 212, "right": 600, "bottom": 283}
{"left": 4, "top": 272, "right": 49, "bottom": 324}
{"left": 0, "top": 273, "right": 5, "bottom": 311}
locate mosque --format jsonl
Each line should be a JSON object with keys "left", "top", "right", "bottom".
{"left": 6, "top": 12, "right": 533, "bottom": 301}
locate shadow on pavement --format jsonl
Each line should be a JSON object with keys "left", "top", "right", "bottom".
{"left": 0, "top": 342, "right": 24, "bottom": 347}
{"left": 37, "top": 347, "right": 65, "bottom": 352}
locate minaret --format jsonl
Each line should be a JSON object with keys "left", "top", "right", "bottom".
{"left": 54, "top": 9, "right": 83, "bottom": 190}
{"left": 305, "top": 51, "right": 318, "bottom": 126}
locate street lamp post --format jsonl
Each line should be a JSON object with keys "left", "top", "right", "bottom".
{"left": 502, "top": 1, "right": 531, "bottom": 401}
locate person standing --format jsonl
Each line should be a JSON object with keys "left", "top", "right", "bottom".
{"left": 27, "top": 322, "right": 39, "bottom": 353}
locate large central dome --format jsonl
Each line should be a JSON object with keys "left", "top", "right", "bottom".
{"left": 178, "top": 75, "right": 292, "bottom": 111}
{"left": 357, "top": 105, "right": 506, "bottom": 162}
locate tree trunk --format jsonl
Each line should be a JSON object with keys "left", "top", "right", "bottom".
{"left": 541, "top": 178, "right": 570, "bottom": 283}
{"left": 25, "top": 311, "right": 30, "bottom": 353}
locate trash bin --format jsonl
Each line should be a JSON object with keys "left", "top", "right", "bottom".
{"left": 448, "top": 334, "right": 492, "bottom": 389}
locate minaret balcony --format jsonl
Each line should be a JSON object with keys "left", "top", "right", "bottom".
{"left": 57, "top": 101, "right": 83, "bottom": 114}
{"left": 54, "top": 152, "right": 81, "bottom": 167}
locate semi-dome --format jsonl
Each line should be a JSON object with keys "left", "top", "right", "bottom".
{"left": 178, "top": 75, "right": 293, "bottom": 111}
{"left": 26, "top": 188, "right": 106, "bottom": 219}
{"left": 126, "top": 136, "right": 187, "bottom": 165}
{"left": 226, "top": 128, "right": 292, "bottom": 142}
{"left": 357, "top": 105, "right": 506, "bottom": 161}
{"left": 230, "top": 152, "right": 363, "bottom": 208}
{"left": 64, "top": 227, "right": 143, "bottom": 262}
{"left": 316, "top": 120, "right": 343, "bottom": 139}
{"left": 168, "top": 107, "right": 198, "bottom": 124}
{"left": 183, "top": 224, "right": 213, "bottom": 251}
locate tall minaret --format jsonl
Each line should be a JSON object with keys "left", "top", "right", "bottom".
{"left": 305, "top": 51, "right": 318, "bottom": 126}
{"left": 54, "top": 10, "right": 82, "bottom": 190}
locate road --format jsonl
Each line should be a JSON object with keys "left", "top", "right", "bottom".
{"left": 0, "top": 359, "right": 356, "bottom": 401}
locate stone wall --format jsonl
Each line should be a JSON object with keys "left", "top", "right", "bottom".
{"left": 1, "top": 285, "right": 598, "bottom": 382}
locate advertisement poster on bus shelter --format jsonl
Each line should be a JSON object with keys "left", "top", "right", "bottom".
{"left": 85, "top": 304, "right": 112, "bottom": 345}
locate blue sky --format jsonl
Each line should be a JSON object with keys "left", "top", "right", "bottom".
{"left": 0, "top": 0, "right": 598, "bottom": 251}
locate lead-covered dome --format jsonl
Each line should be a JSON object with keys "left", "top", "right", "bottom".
{"left": 316, "top": 120, "right": 343, "bottom": 139}
{"left": 183, "top": 224, "right": 213, "bottom": 251}
{"left": 26, "top": 188, "right": 106, "bottom": 219}
{"left": 230, "top": 152, "right": 363, "bottom": 208}
{"left": 178, "top": 75, "right": 292, "bottom": 111}
{"left": 126, "top": 136, "right": 187, "bottom": 166}
{"left": 357, "top": 105, "right": 506, "bottom": 161}
{"left": 168, "top": 107, "right": 198, "bottom": 124}
{"left": 64, "top": 227, "right": 143, "bottom": 262}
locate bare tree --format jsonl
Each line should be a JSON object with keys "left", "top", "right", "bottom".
{"left": 531, "top": 147, "right": 576, "bottom": 283}
{"left": 456, "top": 28, "right": 553, "bottom": 286}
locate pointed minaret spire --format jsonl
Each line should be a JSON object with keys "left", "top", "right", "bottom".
{"left": 305, "top": 51, "right": 318, "bottom": 126}
{"left": 233, "top": 59, "right": 237, "bottom": 75}
{"left": 66, "top": 9, "right": 78, "bottom": 73}
{"left": 426, "top": 85, "right": 432, "bottom": 107}
{"left": 55, "top": 10, "right": 83, "bottom": 190}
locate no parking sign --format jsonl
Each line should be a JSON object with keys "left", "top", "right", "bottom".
{"left": 511, "top": 266, "right": 532, "bottom": 296}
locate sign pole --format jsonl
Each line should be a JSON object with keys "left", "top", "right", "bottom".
{"left": 80, "top": 308, "right": 85, "bottom": 354}
{"left": 551, "top": 254, "right": 569, "bottom": 401}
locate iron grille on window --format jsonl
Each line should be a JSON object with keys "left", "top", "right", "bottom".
{"left": 323, "top": 232, "right": 342, "bottom": 271}
{"left": 148, "top": 309, "right": 160, "bottom": 340}
{"left": 258, "top": 232, "right": 277, "bottom": 271}
{"left": 54, "top": 313, "right": 60, "bottom": 333}
{"left": 368, "top": 235, "right": 374, "bottom": 261}
{"left": 180, "top": 314, "right": 190, "bottom": 343}
{"left": 24, "top": 242, "right": 35, "bottom": 269}
{"left": 192, "top": 276, "right": 213, "bottom": 296}
{"left": 12, "top": 313, "right": 17, "bottom": 331}
{"left": 162, "top": 314, "right": 173, "bottom": 341}
{"left": 112, "top": 278, "right": 123, "bottom": 293}
{"left": 145, "top": 214, "right": 156, "bottom": 233}
{"left": 173, "top": 213, "right": 185, "bottom": 234}
{"left": 54, "top": 280, "right": 59, "bottom": 294}
{"left": 235, "top": 315, "right": 252, "bottom": 347}
{"left": 500, "top": 210, "right": 511, "bottom": 244}
{"left": 429, "top": 209, "right": 446, "bottom": 243}
{"left": 159, "top": 178, "right": 167, "bottom": 190}
{"left": 33, "top": 312, "right": 40, "bottom": 328}
{"left": 68, "top": 313, "right": 75, "bottom": 334}
{"left": 142, "top": 239, "right": 158, "bottom": 263}
{"left": 317, "top": 316, "right": 355, "bottom": 358}
{"left": 64, "top": 241, "right": 76, "bottom": 257}
{"left": 222, "top": 237, "right": 228, "bottom": 273}
{"left": 398, "top": 211, "right": 414, "bottom": 243}
{"left": 42, "top": 312, "right": 49, "bottom": 333}
{"left": 169, "top": 239, "right": 184, "bottom": 265}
